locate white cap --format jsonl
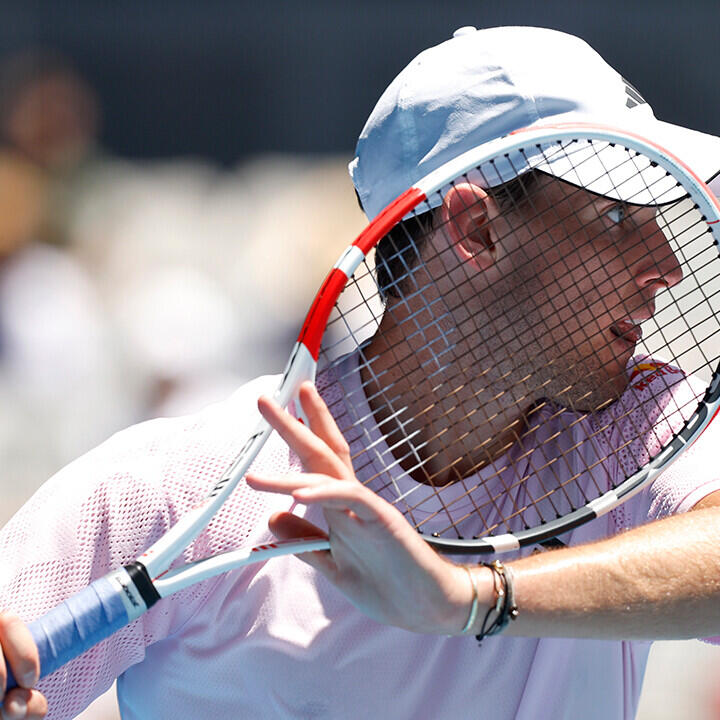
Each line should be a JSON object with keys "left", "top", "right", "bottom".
{"left": 349, "top": 26, "right": 720, "bottom": 218}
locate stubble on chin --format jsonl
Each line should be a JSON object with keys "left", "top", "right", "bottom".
{"left": 529, "top": 352, "right": 630, "bottom": 413}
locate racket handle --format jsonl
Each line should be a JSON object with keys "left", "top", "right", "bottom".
{"left": 5, "top": 565, "right": 156, "bottom": 690}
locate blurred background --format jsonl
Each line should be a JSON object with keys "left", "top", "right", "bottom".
{"left": 0, "top": 1, "right": 718, "bottom": 717}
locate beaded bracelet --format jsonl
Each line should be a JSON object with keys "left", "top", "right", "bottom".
{"left": 475, "top": 560, "right": 518, "bottom": 644}
{"left": 459, "top": 561, "right": 518, "bottom": 641}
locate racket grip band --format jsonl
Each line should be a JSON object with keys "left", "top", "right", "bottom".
{"left": 125, "top": 561, "right": 161, "bottom": 608}
{"left": 5, "top": 565, "right": 155, "bottom": 691}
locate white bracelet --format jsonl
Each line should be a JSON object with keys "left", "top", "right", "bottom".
{"left": 460, "top": 565, "right": 479, "bottom": 635}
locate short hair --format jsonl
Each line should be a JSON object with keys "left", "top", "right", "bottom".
{"left": 373, "top": 170, "right": 540, "bottom": 299}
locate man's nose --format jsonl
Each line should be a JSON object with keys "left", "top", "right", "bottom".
{"left": 632, "top": 219, "right": 684, "bottom": 290}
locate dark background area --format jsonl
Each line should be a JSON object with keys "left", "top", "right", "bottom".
{"left": 0, "top": 0, "right": 717, "bottom": 164}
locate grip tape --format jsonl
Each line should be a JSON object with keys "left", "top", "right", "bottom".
{"left": 5, "top": 566, "right": 153, "bottom": 690}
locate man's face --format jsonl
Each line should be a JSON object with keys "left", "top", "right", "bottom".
{"left": 489, "top": 176, "right": 683, "bottom": 410}
{"left": 432, "top": 175, "right": 684, "bottom": 414}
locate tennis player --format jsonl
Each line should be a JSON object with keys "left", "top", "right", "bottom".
{"left": 3, "top": 26, "right": 720, "bottom": 720}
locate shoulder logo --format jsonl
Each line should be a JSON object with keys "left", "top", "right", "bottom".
{"left": 629, "top": 362, "right": 683, "bottom": 390}
{"left": 622, "top": 78, "right": 647, "bottom": 109}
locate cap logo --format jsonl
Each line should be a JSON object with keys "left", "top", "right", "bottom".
{"left": 622, "top": 78, "right": 647, "bottom": 109}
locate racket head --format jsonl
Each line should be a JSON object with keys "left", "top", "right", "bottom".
{"left": 292, "top": 124, "right": 720, "bottom": 554}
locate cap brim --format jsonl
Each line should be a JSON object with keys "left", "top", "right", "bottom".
{"left": 537, "top": 121, "right": 720, "bottom": 204}
{"left": 427, "top": 120, "right": 720, "bottom": 212}
{"left": 503, "top": 120, "right": 720, "bottom": 206}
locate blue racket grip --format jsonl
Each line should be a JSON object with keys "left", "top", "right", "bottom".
{"left": 5, "top": 563, "right": 159, "bottom": 691}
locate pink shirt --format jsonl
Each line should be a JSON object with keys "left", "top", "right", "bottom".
{"left": 0, "top": 357, "right": 718, "bottom": 720}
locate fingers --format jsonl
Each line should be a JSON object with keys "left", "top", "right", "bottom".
{"left": 246, "top": 471, "right": 336, "bottom": 496}
{"left": 293, "top": 481, "right": 398, "bottom": 523}
{"left": 0, "top": 615, "right": 45, "bottom": 719}
{"left": 257, "top": 393, "right": 348, "bottom": 479}
{"left": 267, "top": 512, "right": 337, "bottom": 577}
{"left": 247, "top": 472, "right": 374, "bottom": 520}
{"left": 297, "top": 383, "right": 353, "bottom": 471}
{"left": 248, "top": 466, "right": 396, "bottom": 527}
{"left": 1, "top": 689, "right": 47, "bottom": 719}
{"left": 0, "top": 616, "right": 38, "bottom": 694}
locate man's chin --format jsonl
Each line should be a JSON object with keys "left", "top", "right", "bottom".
{"left": 573, "top": 373, "right": 629, "bottom": 413}
{"left": 544, "top": 367, "right": 629, "bottom": 414}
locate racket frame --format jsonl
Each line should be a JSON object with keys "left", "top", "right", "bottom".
{"left": 9, "top": 124, "right": 720, "bottom": 689}
{"left": 294, "top": 123, "right": 720, "bottom": 553}
{"left": 142, "top": 123, "right": 720, "bottom": 567}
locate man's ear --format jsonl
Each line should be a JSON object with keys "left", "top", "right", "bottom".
{"left": 441, "top": 183, "right": 496, "bottom": 271}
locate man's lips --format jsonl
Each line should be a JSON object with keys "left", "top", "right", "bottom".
{"left": 610, "top": 319, "right": 643, "bottom": 344}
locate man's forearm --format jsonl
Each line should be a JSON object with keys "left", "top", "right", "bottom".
{"left": 466, "top": 506, "right": 720, "bottom": 640}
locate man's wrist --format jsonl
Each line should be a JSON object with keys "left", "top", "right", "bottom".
{"left": 448, "top": 563, "right": 518, "bottom": 639}
{"left": 445, "top": 564, "right": 496, "bottom": 636}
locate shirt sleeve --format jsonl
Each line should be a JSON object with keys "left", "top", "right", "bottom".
{"left": 639, "top": 405, "right": 720, "bottom": 645}
{"left": 0, "top": 375, "right": 285, "bottom": 719}
{"left": 0, "top": 428, "right": 215, "bottom": 719}
{"left": 605, "top": 359, "right": 720, "bottom": 523}
{"left": 644, "top": 418, "right": 720, "bottom": 521}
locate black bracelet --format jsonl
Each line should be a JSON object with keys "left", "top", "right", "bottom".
{"left": 475, "top": 561, "right": 518, "bottom": 644}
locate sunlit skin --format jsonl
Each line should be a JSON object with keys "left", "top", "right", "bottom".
{"left": 360, "top": 175, "right": 683, "bottom": 484}
{"left": 0, "top": 180, "right": 697, "bottom": 717}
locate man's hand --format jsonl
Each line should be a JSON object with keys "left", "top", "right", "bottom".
{"left": 0, "top": 614, "right": 46, "bottom": 719}
{"left": 245, "top": 381, "right": 483, "bottom": 635}
{"left": 247, "top": 381, "right": 720, "bottom": 641}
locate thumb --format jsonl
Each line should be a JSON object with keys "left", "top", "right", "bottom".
{"left": 268, "top": 512, "right": 338, "bottom": 577}
{"left": 268, "top": 511, "right": 327, "bottom": 542}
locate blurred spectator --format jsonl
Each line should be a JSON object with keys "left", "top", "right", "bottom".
{"left": 0, "top": 50, "right": 98, "bottom": 172}
{"left": 0, "top": 49, "right": 367, "bottom": 423}
{"left": 0, "top": 50, "right": 102, "bottom": 252}
{"left": 0, "top": 148, "right": 137, "bottom": 524}
{"left": 0, "top": 147, "right": 45, "bottom": 256}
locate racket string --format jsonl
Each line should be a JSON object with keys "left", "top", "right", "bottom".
{"left": 316, "top": 137, "right": 719, "bottom": 540}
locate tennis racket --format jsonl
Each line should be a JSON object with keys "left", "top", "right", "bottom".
{"left": 8, "top": 123, "right": 720, "bottom": 689}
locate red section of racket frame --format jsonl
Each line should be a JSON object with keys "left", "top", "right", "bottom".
{"left": 352, "top": 187, "right": 427, "bottom": 254}
{"left": 297, "top": 187, "right": 426, "bottom": 360}
{"left": 297, "top": 269, "right": 350, "bottom": 361}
